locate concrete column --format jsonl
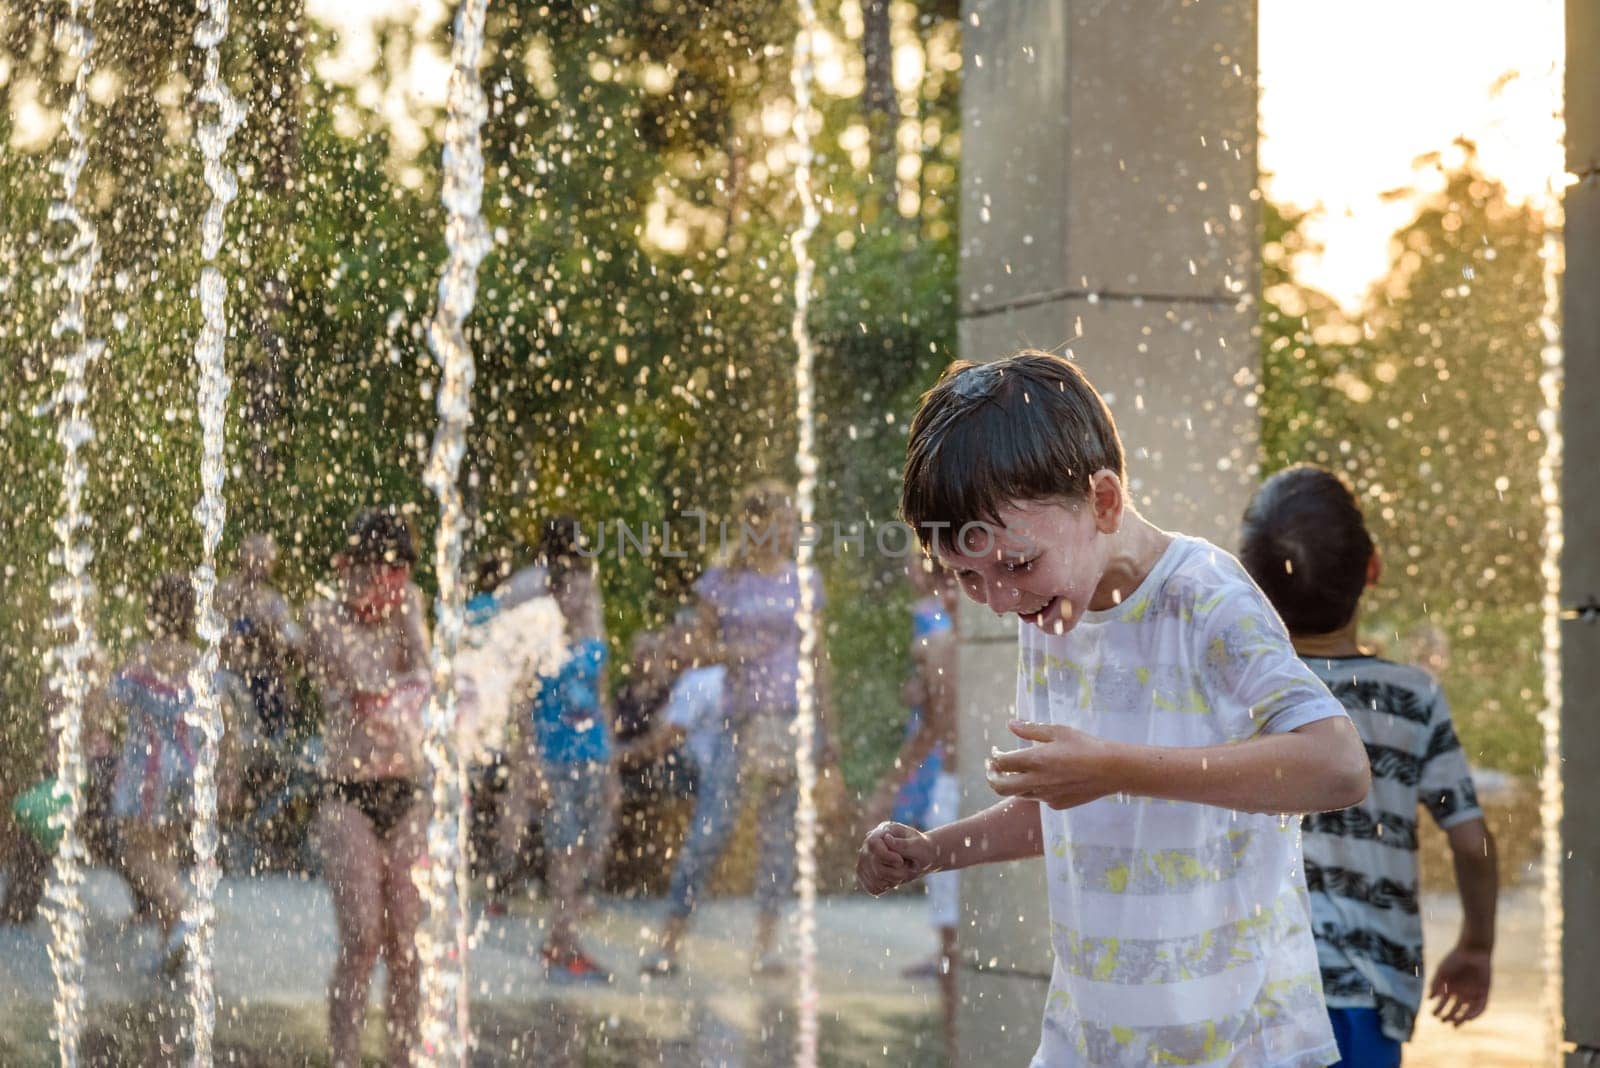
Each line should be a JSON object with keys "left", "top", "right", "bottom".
{"left": 954, "top": 1, "right": 1259, "bottom": 1060}
{"left": 1562, "top": 1, "right": 1600, "bottom": 1060}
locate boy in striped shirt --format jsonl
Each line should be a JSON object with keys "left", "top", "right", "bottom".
{"left": 1241, "top": 464, "right": 1498, "bottom": 1067}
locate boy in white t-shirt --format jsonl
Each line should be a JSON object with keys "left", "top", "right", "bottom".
{"left": 857, "top": 351, "right": 1371, "bottom": 1067}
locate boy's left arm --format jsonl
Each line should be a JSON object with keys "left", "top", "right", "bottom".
{"left": 1430, "top": 817, "right": 1497, "bottom": 1026}
{"left": 1419, "top": 687, "right": 1497, "bottom": 1025}
{"left": 990, "top": 584, "right": 1369, "bottom": 814}
{"left": 991, "top": 715, "right": 1368, "bottom": 814}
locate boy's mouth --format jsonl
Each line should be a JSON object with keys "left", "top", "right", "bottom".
{"left": 1019, "top": 596, "right": 1061, "bottom": 628}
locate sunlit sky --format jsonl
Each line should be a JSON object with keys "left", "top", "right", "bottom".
{"left": 1259, "top": 0, "right": 1564, "bottom": 309}
{"left": 259, "top": 0, "right": 1568, "bottom": 311}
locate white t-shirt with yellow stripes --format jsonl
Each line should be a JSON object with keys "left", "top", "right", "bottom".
{"left": 1020, "top": 536, "right": 1344, "bottom": 1067}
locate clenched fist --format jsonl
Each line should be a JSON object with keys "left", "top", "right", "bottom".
{"left": 856, "top": 821, "right": 939, "bottom": 896}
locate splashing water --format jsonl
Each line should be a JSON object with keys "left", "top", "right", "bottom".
{"left": 787, "top": 5, "right": 824, "bottom": 1066}
{"left": 184, "top": 0, "right": 245, "bottom": 1060}
{"left": 418, "top": 0, "right": 493, "bottom": 1062}
{"left": 42, "top": 3, "right": 104, "bottom": 1063}
{"left": 1535, "top": 203, "right": 1565, "bottom": 1062}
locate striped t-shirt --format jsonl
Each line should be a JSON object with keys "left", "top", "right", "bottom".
{"left": 1021, "top": 536, "right": 1344, "bottom": 1067}
{"left": 1300, "top": 656, "right": 1483, "bottom": 1041}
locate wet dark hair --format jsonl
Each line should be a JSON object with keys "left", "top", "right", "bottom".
{"left": 1239, "top": 464, "right": 1374, "bottom": 636}
{"left": 149, "top": 573, "right": 195, "bottom": 638}
{"left": 538, "top": 515, "right": 589, "bottom": 588}
{"left": 344, "top": 508, "right": 417, "bottom": 566}
{"left": 901, "top": 350, "right": 1125, "bottom": 550}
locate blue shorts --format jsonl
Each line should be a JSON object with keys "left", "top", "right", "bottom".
{"left": 1328, "top": 1008, "right": 1402, "bottom": 1068}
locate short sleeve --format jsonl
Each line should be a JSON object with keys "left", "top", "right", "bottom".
{"left": 1417, "top": 689, "right": 1484, "bottom": 829}
{"left": 552, "top": 642, "right": 604, "bottom": 716}
{"left": 1196, "top": 585, "right": 1348, "bottom": 740}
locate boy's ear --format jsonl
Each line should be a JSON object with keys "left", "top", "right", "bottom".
{"left": 1366, "top": 549, "right": 1382, "bottom": 588}
{"left": 1090, "top": 470, "right": 1124, "bottom": 534}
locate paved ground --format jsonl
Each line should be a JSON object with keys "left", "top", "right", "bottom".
{"left": 0, "top": 870, "right": 947, "bottom": 1065}
{"left": 1410, "top": 884, "right": 1549, "bottom": 1067}
{"left": 0, "top": 870, "right": 1552, "bottom": 1065}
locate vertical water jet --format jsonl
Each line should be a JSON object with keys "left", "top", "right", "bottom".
{"left": 418, "top": 0, "right": 493, "bottom": 1062}
{"left": 42, "top": 3, "right": 104, "bottom": 1063}
{"left": 787, "top": 4, "right": 824, "bottom": 1065}
{"left": 185, "top": 0, "right": 245, "bottom": 1061}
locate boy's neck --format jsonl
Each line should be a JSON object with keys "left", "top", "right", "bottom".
{"left": 1089, "top": 511, "right": 1173, "bottom": 612}
{"left": 1290, "top": 617, "right": 1366, "bottom": 658}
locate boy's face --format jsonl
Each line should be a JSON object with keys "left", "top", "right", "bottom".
{"left": 936, "top": 497, "right": 1108, "bottom": 636}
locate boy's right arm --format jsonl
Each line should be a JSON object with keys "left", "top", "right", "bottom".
{"left": 857, "top": 796, "right": 1041, "bottom": 896}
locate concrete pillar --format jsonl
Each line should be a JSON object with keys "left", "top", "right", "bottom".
{"left": 1562, "top": 1, "right": 1600, "bottom": 1060}
{"left": 954, "top": 1, "right": 1259, "bottom": 1061}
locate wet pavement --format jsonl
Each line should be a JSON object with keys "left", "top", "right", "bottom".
{"left": 0, "top": 870, "right": 1549, "bottom": 1065}
{"left": 1410, "top": 885, "right": 1548, "bottom": 1068}
{"left": 0, "top": 870, "right": 949, "bottom": 1065}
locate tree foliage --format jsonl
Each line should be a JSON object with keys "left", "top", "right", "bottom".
{"left": 1260, "top": 144, "right": 1549, "bottom": 772}
{"left": 0, "top": 0, "right": 961, "bottom": 790}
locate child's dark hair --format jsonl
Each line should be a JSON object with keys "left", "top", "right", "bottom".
{"left": 902, "top": 350, "right": 1124, "bottom": 550}
{"left": 345, "top": 508, "right": 417, "bottom": 566}
{"left": 1239, "top": 464, "right": 1374, "bottom": 635}
{"left": 539, "top": 515, "right": 589, "bottom": 588}
{"left": 149, "top": 573, "right": 195, "bottom": 639}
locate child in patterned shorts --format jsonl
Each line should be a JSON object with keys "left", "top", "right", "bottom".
{"left": 1240, "top": 464, "right": 1497, "bottom": 1067}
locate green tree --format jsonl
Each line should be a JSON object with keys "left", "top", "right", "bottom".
{"left": 0, "top": 1, "right": 965, "bottom": 794}
{"left": 1259, "top": 144, "right": 1548, "bottom": 773}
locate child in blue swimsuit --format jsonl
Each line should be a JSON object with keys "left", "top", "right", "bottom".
{"left": 530, "top": 517, "right": 617, "bottom": 983}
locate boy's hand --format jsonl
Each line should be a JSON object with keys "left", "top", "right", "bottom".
{"left": 1429, "top": 942, "right": 1491, "bottom": 1026}
{"left": 986, "top": 721, "right": 1116, "bottom": 810}
{"left": 856, "top": 821, "right": 937, "bottom": 896}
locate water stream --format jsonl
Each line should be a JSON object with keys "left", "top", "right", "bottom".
{"left": 1535, "top": 197, "right": 1566, "bottom": 1063}
{"left": 42, "top": 3, "right": 104, "bottom": 1063}
{"left": 786, "top": 5, "right": 824, "bottom": 1065}
{"left": 183, "top": 0, "right": 245, "bottom": 1062}
{"left": 418, "top": 0, "right": 494, "bottom": 1062}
